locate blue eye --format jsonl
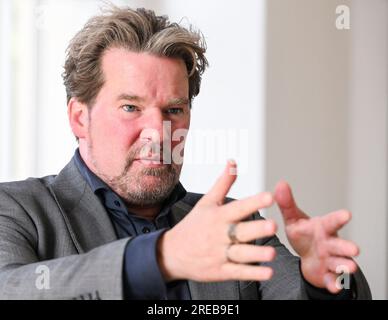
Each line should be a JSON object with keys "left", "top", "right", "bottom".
{"left": 166, "top": 108, "right": 183, "bottom": 114}
{"left": 122, "top": 105, "right": 137, "bottom": 112}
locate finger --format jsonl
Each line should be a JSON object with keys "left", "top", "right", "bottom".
{"left": 226, "top": 244, "right": 276, "bottom": 264}
{"left": 227, "top": 220, "right": 277, "bottom": 243}
{"left": 204, "top": 160, "right": 237, "bottom": 205}
{"left": 323, "top": 272, "right": 342, "bottom": 294}
{"left": 284, "top": 218, "right": 313, "bottom": 239}
{"left": 326, "top": 238, "right": 360, "bottom": 257}
{"left": 326, "top": 257, "right": 358, "bottom": 274}
{"left": 221, "top": 264, "right": 273, "bottom": 282}
{"left": 224, "top": 192, "right": 274, "bottom": 222}
{"left": 274, "top": 181, "right": 308, "bottom": 224}
{"left": 322, "top": 210, "right": 352, "bottom": 234}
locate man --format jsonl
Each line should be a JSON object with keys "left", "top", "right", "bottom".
{"left": 0, "top": 6, "right": 371, "bottom": 300}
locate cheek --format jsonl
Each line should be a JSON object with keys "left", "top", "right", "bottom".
{"left": 90, "top": 112, "right": 141, "bottom": 158}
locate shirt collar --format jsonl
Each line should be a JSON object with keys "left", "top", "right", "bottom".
{"left": 74, "top": 148, "right": 110, "bottom": 193}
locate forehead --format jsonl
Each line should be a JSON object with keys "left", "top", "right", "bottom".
{"left": 100, "top": 48, "right": 189, "bottom": 99}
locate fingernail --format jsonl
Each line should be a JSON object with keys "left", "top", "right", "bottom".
{"left": 227, "top": 159, "right": 237, "bottom": 175}
{"left": 266, "top": 268, "right": 274, "bottom": 279}
{"left": 323, "top": 274, "right": 332, "bottom": 287}
{"left": 228, "top": 159, "right": 236, "bottom": 166}
{"left": 267, "top": 247, "right": 276, "bottom": 260}
{"left": 266, "top": 221, "right": 276, "bottom": 233}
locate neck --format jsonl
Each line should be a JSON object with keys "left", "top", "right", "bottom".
{"left": 125, "top": 204, "right": 162, "bottom": 221}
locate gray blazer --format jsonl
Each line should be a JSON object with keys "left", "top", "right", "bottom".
{"left": 0, "top": 158, "right": 371, "bottom": 299}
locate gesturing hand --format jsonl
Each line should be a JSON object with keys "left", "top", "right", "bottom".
{"left": 158, "top": 160, "right": 277, "bottom": 283}
{"left": 274, "top": 181, "right": 359, "bottom": 293}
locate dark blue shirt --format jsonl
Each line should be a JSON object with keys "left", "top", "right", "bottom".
{"left": 74, "top": 149, "right": 191, "bottom": 299}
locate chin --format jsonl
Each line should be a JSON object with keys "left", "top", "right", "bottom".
{"left": 134, "top": 174, "right": 161, "bottom": 185}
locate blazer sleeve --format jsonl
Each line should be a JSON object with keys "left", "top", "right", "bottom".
{"left": 0, "top": 189, "right": 130, "bottom": 300}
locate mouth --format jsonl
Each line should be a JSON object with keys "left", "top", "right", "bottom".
{"left": 133, "top": 158, "right": 165, "bottom": 167}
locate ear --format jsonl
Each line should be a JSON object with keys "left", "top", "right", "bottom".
{"left": 67, "top": 97, "right": 89, "bottom": 140}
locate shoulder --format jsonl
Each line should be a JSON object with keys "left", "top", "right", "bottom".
{"left": 0, "top": 176, "right": 58, "bottom": 246}
{"left": 0, "top": 158, "right": 79, "bottom": 202}
{"left": 0, "top": 175, "right": 56, "bottom": 201}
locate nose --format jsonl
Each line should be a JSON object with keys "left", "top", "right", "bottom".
{"left": 140, "top": 108, "right": 171, "bottom": 144}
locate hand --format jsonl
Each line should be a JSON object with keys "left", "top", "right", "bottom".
{"left": 158, "top": 160, "right": 277, "bottom": 283}
{"left": 274, "top": 181, "right": 359, "bottom": 293}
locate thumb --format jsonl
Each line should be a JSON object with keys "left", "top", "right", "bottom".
{"left": 274, "top": 181, "right": 308, "bottom": 224}
{"left": 204, "top": 160, "right": 237, "bottom": 205}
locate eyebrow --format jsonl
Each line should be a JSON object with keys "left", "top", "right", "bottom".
{"left": 117, "top": 93, "right": 189, "bottom": 106}
{"left": 117, "top": 93, "right": 144, "bottom": 102}
{"left": 167, "top": 97, "right": 190, "bottom": 106}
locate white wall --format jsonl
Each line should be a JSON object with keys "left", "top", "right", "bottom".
{"left": 0, "top": 0, "right": 13, "bottom": 181}
{"left": 163, "top": 0, "right": 267, "bottom": 198}
{"left": 264, "top": 0, "right": 388, "bottom": 299}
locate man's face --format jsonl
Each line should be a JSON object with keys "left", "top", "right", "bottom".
{"left": 80, "top": 48, "right": 190, "bottom": 207}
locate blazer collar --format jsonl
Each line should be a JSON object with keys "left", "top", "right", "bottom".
{"left": 48, "top": 157, "right": 117, "bottom": 253}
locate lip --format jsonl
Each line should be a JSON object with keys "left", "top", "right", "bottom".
{"left": 134, "top": 159, "right": 165, "bottom": 167}
{"left": 134, "top": 157, "right": 164, "bottom": 162}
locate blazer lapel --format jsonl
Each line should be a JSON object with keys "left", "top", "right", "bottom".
{"left": 49, "top": 158, "right": 117, "bottom": 253}
{"left": 171, "top": 200, "right": 240, "bottom": 300}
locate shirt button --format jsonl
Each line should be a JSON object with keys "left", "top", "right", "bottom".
{"left": 114, "top": 200, "right": 121, "bottom": 207}
{"left": 142, "top": 227, "right": 151, "bottom": 234}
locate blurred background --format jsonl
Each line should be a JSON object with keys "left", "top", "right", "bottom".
{"left": 0, "top": 0, "right": 387, "bottom": 299}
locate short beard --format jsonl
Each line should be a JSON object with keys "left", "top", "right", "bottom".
{"left": 108, "top": 163, "right": 181, "bottom": 207}
{"left": 88, "top": 141, "right": 181, "bottom": 208}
